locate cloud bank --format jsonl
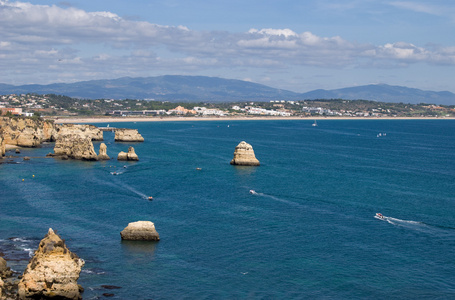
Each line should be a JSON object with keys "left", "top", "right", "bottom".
{"left": 0, "top": 0, "right": 454, "bottom": 85}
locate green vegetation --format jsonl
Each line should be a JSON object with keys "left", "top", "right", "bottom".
{"left": 1, "top": 93, "right": 454, "bottom": 118}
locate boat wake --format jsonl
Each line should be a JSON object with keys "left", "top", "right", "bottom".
{"left": 376, "top": 215, "right": 454, "bottom": 236}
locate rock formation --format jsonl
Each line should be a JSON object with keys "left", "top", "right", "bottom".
{"left": 17, "top": 228, "right": 84, "bottom": 300}
{"left": 120, "top": 221, "right": 160, "bottom": 241}
{"left": 0, "top": 256, "right": 14, "bottom": 300}
{"left": 114, "top": 129, "right": 144, "bottom": 142}
{"left": 0, "top": 117, "right": 103, "bottom": 149}
{"left": 230, "top": 141, "right": 260, "bottom": 166}
{"left": 97, "top": 143, "right": 110, "bottom": 160}
{"left": 0, "top": 130, "right": 5, "bottom": 157}
{"left": 0, "top": 117, "right": 56, "bottom": 147}
{"left": 53, "top": 134, "right": 98, "bottom": 161}
{"left": 55, "top": 124, "right": 103, "bottom": 141}
{"left": 117, "top": 146, "right": 139, "bottom": 161}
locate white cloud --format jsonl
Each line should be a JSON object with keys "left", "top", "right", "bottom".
{"left": 0, "top": 0, "right": 454, "bottom": 86}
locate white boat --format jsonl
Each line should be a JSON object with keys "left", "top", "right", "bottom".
{"left": 312, "top": 120, "right": 318, "bottom": 127}
{"left": 249, "top": 190, "right": 256, "bottom": 194}
{"left": 374, "top": 213, "right": 385, "bottom": 220}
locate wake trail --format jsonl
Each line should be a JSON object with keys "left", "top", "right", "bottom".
{"left": 379, "top": 216, "right": 455, "bottom": 236}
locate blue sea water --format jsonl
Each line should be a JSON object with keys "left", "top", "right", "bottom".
{"left": 1, "top": 119, "right": 454, "bottom": 299}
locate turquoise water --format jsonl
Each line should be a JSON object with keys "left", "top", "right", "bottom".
{"left": 1, "top": 120, "right": 454, "bottom": 299}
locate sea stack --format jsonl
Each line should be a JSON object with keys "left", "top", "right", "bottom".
{"left": 230, "top": 141, "right": 260, "bottom": 166}
{"left": 17, "top": 228, "right": 85, "bottom": 300}
{"left": 120, "top": 221, "right": 160, "bottom": 241}
{"left": 117, "top": 146, "right": 139, "bottom": 161}
{"left": 114, "top": 129, "right": 144, "bottom": 142}
{"left": 98, "top": 143, "right": 110, "bottom": 160}
{"left": 53, "top": 134, "right": 99, "bottom": 161}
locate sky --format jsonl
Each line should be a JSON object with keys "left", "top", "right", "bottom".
{"left": 1, "top": 0, "right": 454, "bottom": 93}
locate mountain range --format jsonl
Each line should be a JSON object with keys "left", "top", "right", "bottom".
{"left": 1, "top": 75, "right": 454, "bottom": 105}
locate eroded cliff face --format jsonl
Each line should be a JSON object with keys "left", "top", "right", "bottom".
{"left": 0, "top": 117, "right": 103, "bottom": 149}
{"left": 55, "top": 124, "right": 103, "bottom": 141}
{"left": 0, "top": 117, "right": 57, "bottom": 147}
{"left": 54, "top": 134, "right": 99, "bottom": 161}
{"left": 0, "top": 129, "right": 5, "bottom": 157}
{"left": 17, "top": 228, "right": 84, "bottom": 300}
{"left": 114, "top": 129, "right": 144, "bottom": 142}
{"left": 230, "top": 141, "right": 260, "bottom": 166}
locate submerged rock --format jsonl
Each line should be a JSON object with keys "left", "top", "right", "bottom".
{"left": 117, "top": 146, "right": 139, "bottom": 161}
{"left": 114, "top": 129, "right": 144, "bottom": 142}
{"left": 98, "top": 143, "right": 110, "bottom": 160}
{"left": 17, "top": 228, "right": 84, "bottom": 300}
{"left": 230, "top": 141, "right": 260, "bottom": 166}
{"left": 120, "top": 221, "right": 160, "bottom": 241}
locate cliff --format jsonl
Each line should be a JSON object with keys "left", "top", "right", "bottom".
{"left": 0, "top": 129, "right": 5, "bottom": 157}
{"left": 17, "top": 228, "right": 84, "bottom": 300}
{"left": 53, "top": 134, "right": 99, "bottom": 160}
{"left": 0, "top": 117, "right": 103, "bottom": 148}
{"left": 114, "top": 129, "right": 144, "bottom": 142}
{"left": 55, "top": 124, "right": 103, "bottom": 141}
{"left": 0, "top": 117, "right": 56, "bottom": 147}
{"left": 230, "top": 141, "right": 260, "bottom": 166}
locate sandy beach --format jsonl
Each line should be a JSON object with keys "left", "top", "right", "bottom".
{"left": 51, "top": 115, "right": 455, "bottom": 124}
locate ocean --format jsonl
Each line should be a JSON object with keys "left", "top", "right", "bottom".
{"left": 1, "top": 119, "right": 454, "bottom": 299}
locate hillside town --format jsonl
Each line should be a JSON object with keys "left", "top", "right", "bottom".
{"left": 1, "top": 93, "right": 454, "bottom": 118}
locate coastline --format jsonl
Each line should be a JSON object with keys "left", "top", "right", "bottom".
{"left": 52, "top": 115, "right": 455, "bottom": 124}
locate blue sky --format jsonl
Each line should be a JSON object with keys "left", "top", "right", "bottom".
{"left": 1, "top": 0, "right": 454, "bottom": 93}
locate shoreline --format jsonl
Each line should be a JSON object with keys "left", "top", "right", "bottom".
{"left": 52, "top": 116, "right": 455, "bottom": 124}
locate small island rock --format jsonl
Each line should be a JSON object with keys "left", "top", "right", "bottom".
{"left": 98, "top": 143, "right": 110, "bottom": 160}
{"left": 53, "top": 134, "right": 98, "bottom": 161}
{"left": 230, "top": 141, "right": 260, "bottom": 166}
{"left": 117, "top": 146, "right": 139, "bottom": 161}
{"left": 120, "top": 221, "right": 160, "bottom": 241}
{"left": 17, "top": 228, "right": 84, "bottom": 300}
{"left": 114, "top": 129, "right": 144, "bottom": 142}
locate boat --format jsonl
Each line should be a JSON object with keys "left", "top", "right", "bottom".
{"left": 148, "top": 196, "right": 153, "bottom": 201}
{"left": 374, "top": 213, "right": 385, "bottom": 220}
{"left": 312, "top": 120, "right": 318, "bottom": 127}
{"left": 249, "top": 190, "right": 256, "bottom": 194}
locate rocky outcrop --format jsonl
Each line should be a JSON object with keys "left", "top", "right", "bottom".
{"left": 114, "top": 129, "right": 144, "bottom": 142}
{"left": 98, "top": 143, "right": 110, "bottom": 160}
{"left": 0, "top": 117, "right": 103, "bottom": 149}
{"left": 0, "top": 117, "right": 56, "bottom": 147}
{"left": 0, "top": 130, "right": 5, "bottom": 157}
{"left": 120, "top": 221, "right": 160, "bottom": 241}
{"left": 55, "top": 124, "right": 103, "bottom": 141}
{"left": 117, "top": 146, "right": 139, "bottom": 161}
{"left": 230, "top": 141, "right": 260, "bottom": 166}
{"left": 0, "top": 256, "right": 14, "bottom": 300}
{"left": 53, "top": 134, "right": 98, "bottom": 161}
{"left": 17, "top": 228, "right": 84, "bottom": 300}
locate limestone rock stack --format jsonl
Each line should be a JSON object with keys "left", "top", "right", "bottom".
{"left": 17, "top": 228, "right": 84, "bottom": 300}
{"left": 120, "top": 221, "right": 160, "bottom": 241}
{"left": 54, "top": 134, "right": 99, "bottom": 160}
{"left": 55, "top": 124, "right": 103, "bottom": 141}
{"left": 98, "top": 143, "right": 110, "bottom": 160}
{"left": 117, "top": 146, "right": 139, "bottom": 161}
{"left": 114, "top": 129, "right": 144, "bottom": 142}
{"left": 230, "top": 141, "right": 260, "bottom": 166}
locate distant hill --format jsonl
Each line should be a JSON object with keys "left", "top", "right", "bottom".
{"left": 301, "top": 84, "right": 455, "bottom": 105}
{"left": 0, "top": 76, "right": 454, "bottom": 105}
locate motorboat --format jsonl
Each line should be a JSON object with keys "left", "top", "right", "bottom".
{"left": 249, "top": 190, "right": 256, "bottom": 194}
{"left": 148, "top": 196, "right": 154, "bottom": 201}
{"left": 374, "top": 213, "right": 385, "bottom": 220}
